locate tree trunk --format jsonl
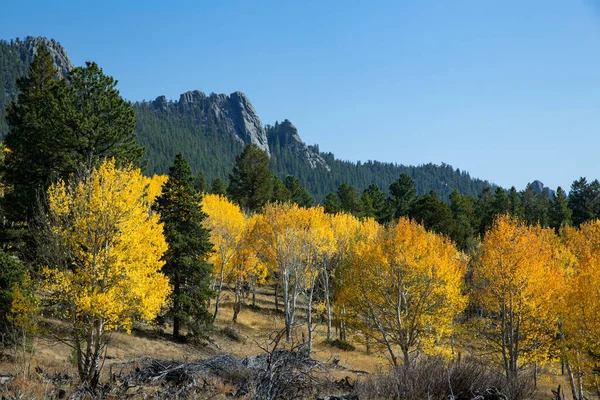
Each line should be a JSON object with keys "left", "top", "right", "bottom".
{"left": 232, "top": 281, "right": 242, "bottom": 323}
{"left": 173, "top": 279, "right": 182, "bottom": 339}
{"left": 323, "top": 271, "right": 332, "bottom": 341}
{"left": 306, "top": 285, "right": 315, "bottom": 355}
{"left": 565, "top": 356, "right": 579, "bottom": 400}
{"left": 212, "top": 264, "right": 226, "bottom": 323}
{"left": 252, "top": 283, "right": 257, "bottom": 307}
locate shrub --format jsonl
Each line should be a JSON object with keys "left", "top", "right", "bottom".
{"left": 222, "top": 327, "right": 244, "bottom": 343}
{"left": 354, "top": 356, "right": 534, "bottom": 400}
{"left": 324, "top": 339, "right": 356, "bottom": 351}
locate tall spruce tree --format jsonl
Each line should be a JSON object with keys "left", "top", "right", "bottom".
{"left": 228, "top": 144, "right": 273, "bottom": 212}
{"left": 284, "top": 175, "right": 314, "bottom": 207}
{"left": 3, "top": 46, "right": 62, "bottom": 224}
{"left": 551, "top": 186, "right": 572, "bottom": 231}
{"left": 4, "top": 55, "right": 144, "bottom": 226}
{"left": 389, "top": 173, "right": 417, "bottom": 219}
{"left": 154, "top": 153, "right": 213, "bottom": 340}
{"left": 569, "top": 177, "right": 600, "bottom": 226}
{"left": 211, "top": 178, "right": 228, "bottom": 195}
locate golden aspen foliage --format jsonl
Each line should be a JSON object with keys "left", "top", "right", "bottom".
{"left": 40, "top": 159, "right": 170, "bottom": 385}
{"left": 561, "top": 220, "right": 600, "bottom": 393}
{"left": 345, "top": 217, "right": 467, "bottom": 367}
{"left": 144, "top": 174, "right": 168, "bottom": 202}
{"left": 200, "top": 193, "right": 246, "bottom": 320}
{"left": 474, "top": 214, "right": 570, "bottom": 382}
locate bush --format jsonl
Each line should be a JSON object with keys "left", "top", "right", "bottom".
{"left": 354, "top": 356, "right": 534, "bottom": 400}
{"left": 222, "top": 327, "right": 244, "bottom": 343}
{"left": 324, "top": 339, "right": 356, "bottom": 351}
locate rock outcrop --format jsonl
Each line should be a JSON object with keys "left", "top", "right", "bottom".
{"left": 171, "top": 90, "right": 270, "bottom": 155}
{"left": 17, "top": 36, "right": 74, "bottom": 77}
{"left": 270, "top": 119, "right": 330, "bottom": 171}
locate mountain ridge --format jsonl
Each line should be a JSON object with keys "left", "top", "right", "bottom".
{"left": 1, "top": 36, "right": 495, "bottom": 202}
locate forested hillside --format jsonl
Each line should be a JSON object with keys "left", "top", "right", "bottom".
{"left": 135, "top": 98, "right": 494, "bottom": 202}
{"left": 3, "top": 36, "right": 494, "bottom": 202}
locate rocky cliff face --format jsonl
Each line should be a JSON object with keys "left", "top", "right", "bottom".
{"left": 270, "top": 119, "right": 330, "bottom": 171}
{"left": 173, "top": 90, "right": 270, "bottom": 156}
{"left": 17, "top": 36, "right": 74, "bottom": 77}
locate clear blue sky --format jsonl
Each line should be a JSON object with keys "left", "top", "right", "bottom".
{"left": 2, "top": 0, "right": 600, "bottom": 191}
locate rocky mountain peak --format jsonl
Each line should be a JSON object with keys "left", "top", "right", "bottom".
{"left": 271, "top": 119, "right": 330, "bottom": 171}
{"left": 529, "top": 180, "right": 555, "bottom": 198}
{"left": 18, "top": 36, "right": 74, "bottom": 77}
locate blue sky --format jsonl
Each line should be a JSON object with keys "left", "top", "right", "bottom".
{"left": 2, "top": 0, "right": 600, "bottom": 191}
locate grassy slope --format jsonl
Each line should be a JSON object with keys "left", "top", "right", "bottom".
{"left": 0, "top": 284, "right": 569, "bottom": 399}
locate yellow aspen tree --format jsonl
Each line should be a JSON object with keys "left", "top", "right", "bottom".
{"left": 474, "top": 214, "right": 569, "bottom": 384}
{"left": 229, "top": 214, "right": 268, "bottom": 322}
{"left": 144, "top": 174, "right": 168, "bottom": 202}
{"left": 39, "top": 159, "right": 170, "bottom": 389}
{"left": 253, "top": 202, "right": 308, "bottom": 341}
{"left": 301, "top": 206, "right": 336, "bottom": 354}
{"left": 326, "top": 213, "right": 368, "bottom": 341}
{"left": 201, "top": 193, "right": 246, "bottom": 322}
{"left": 561, "top": 220, "right": 600, "bottom": 399}
{"left": 346, "top": 217, "right": 467, "bottom": 367}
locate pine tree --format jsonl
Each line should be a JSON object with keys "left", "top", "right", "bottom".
{"left": 389, "top": 173, "right": 417, "bottom": 219}
{"left": 3, "top": 46, "right": 62, "bottom": 223}
{"left": 337, "top": 184, "right": 362, "bottom": 216}
{"left": 552, "top": 186, "right": 572, "bottom": 231}
{"left": 361, "top": 184, "right": 390, "bottom": 223}
{"left": 228, "top": 144, "right": 273, "bottom": 212}
{"left": 211, "top": 178, "right": 228, "bottom": 195}
{"left": 324, "top": 192, "right": 342, "bottom": 214}
{"left": 271, "top": 175, "right": 292, "bottom": 203}
{"left": 154, "top": 153, "right": 214, "bottom": 340}
{"left": 4, "top": 55, "right": 144, "bottom": 226}
{"left": 569, "top": 177, "right": 600, "bottom": 226}
{"left": 194, "top": 171, "right": 207, "bottom": 193}
{"left": 284, "top": 175, "right": 314, "bottom": 207}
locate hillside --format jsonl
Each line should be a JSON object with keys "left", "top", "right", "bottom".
{"left": 1, "top": 36, "right": 494, "bottom": 202}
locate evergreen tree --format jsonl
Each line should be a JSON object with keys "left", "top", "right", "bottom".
{"left": 410, "top": 191, "right": 455, "bottom": 238}
{"left": 389, "top": 173, "right": 417, "bottom": 219}
{"left": 521, "top": 183, "right": 551, "bottom": 226}
{"left": 271, "top": 175, "right": 292, "bottom": 203}
{"left": 4, "top": 56, "right": 144, "bottom": 225}
{"left": 475, "top": 187, "right": 495, "bottom": 236}
{"left": 284, "top": 175, "right": 314, "bottom": 207}
{"left": 3, "top": 46, "right": 61, "bottom": 223}
{"left": 507, "top": 186, "right": 523, "bottom": 217}
{"left": 228, "top": 144, "right": 273, "bottom": 212}
{"left": 323, "top": 192, "right": 342, "bottom": 214}
{"left": 211, "top": 178, "right": 228, "bottom": 195}
{"left": 194, "top": 171, "right": 207, "bottom": 193}
{"left": 569, "top": 177, "right": 600, "bottom": 226}
{"left": 337, "top": 184, "right": 362, "bottom": 216}
{"left": 551, "top": 186, "right": 572, "bottom": 231}
{"left": 361, "top": 184, "right": 390, "bottom": 223}
{"left": 492, "top": 187, "right": 508, "bottom": 216}
{"left": 449, "top": 189, "right": 475, "bottom": 250}
{"left": 154, "top": 153, "right": 213, "bottom": 340}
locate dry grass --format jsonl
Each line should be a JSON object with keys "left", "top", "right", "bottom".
{"left": 0, "top": 284, "right": 574, "bottom": 399}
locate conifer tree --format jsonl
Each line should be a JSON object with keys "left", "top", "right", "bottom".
{"left": 154, "top": 153, "right": 213, "bottom": 340}
{"left": 284, "top": 175, "right": 314, "bottom": 207}
{"left": 4, "top": 55, "right": 144, "bottom": 226}
{"left": 388, "top": 173, "right": 417, "bottom": 219}
{"left": 228, "top": 144, "right": 273, "bottom": 212}
{"left": 194, "top": 171, "right": 207, "bottom": 193}
{"left": 552, "top": 186, "right": 572, "bottom": 231}
{"left": 211, "top": 178, "right": 228, "bottom": 195}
